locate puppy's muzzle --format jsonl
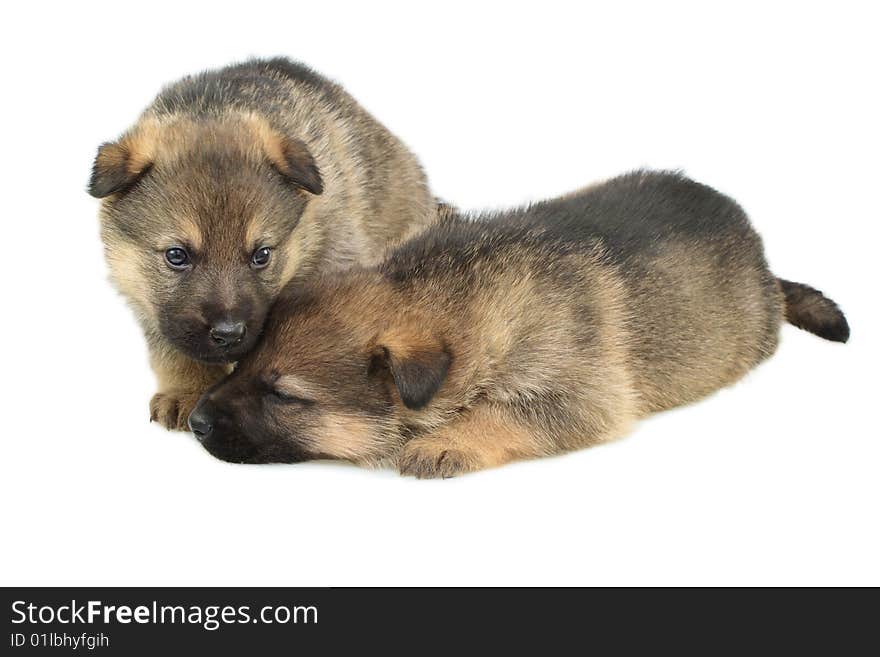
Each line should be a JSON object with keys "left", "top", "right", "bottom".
{"left": 188, "top": 400, "right": 216, "bottom": 440}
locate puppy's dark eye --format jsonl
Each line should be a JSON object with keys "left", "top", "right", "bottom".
{"left": 251, "top": 246, "right": 272, "bottom": 269}
{"left": 165, "top": 247, "right": 190, "bottom": 269}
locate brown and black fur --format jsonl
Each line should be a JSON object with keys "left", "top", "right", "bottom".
{"left": 189, "top": 170, "right": 849, "bottom": 477}
{"left": 89, "top": 58, "right": 437, "bottom": 429}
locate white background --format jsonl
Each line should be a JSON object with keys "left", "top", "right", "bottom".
{"left": 1, "top": 1, "right": 877, "bottom": 586}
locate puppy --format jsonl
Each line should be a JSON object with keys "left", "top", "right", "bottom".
{"left": 89, "top": 58, "right": 437, "bottom": 429}
{"left": 189, "top": 171, "right": 849, "bottom": 477}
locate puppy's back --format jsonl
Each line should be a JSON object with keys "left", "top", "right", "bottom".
{"left": 384, "top": 170, "right": 785, "bottom": 414}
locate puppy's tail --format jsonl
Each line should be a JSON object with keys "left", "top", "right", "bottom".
{"left": 777, "top": 278, "right": 850, "bottom": 343}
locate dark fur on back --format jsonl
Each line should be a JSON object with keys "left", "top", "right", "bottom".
{"left": 153, "top": 58, "right": 337, "bottom": 114}
{"left": 389, "top": 170, "right": 757, "bottom": 270}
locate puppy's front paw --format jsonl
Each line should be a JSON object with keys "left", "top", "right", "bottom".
{"left": 398, "top": 439, "right": 481, "bottom": 479}
{"left": 149, "top": 390, "right": 201, "bottom": 431}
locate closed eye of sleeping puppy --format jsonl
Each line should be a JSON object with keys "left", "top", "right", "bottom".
{"left": 188, "top": 170, "right": 849, "bottom": 478}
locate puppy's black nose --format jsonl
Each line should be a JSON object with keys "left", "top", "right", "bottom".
{"left": 188, "top": 405, "right": 214, "bottom": 439}
{"left": 209, "top": 320, "right": 246, "bottom": 347}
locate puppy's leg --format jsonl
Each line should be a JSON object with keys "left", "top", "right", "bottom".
{"left": 398, "top": 405, "right": 548, "bottom": 479}
{"left": 148, "top": 344, "right": 229, "bottom": 431}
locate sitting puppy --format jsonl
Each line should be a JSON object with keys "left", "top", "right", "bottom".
{"left": 89, "top": 58, "right": 437, "bottom": 429}
{"left": 188, "top": 171, "right": 849, "bottom": 477}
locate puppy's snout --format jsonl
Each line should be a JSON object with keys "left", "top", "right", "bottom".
{"left": 209, "top": 320, "right": 246, "bottom": 347}
{"left": 188, "top": 402, "right": 215, "bottom": 439}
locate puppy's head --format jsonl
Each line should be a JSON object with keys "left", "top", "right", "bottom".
{"left": 188, "top": 274, "right": 452, "bottom": 464}
{"left": 91, "top": 113, "right": 324, "bottom": 363}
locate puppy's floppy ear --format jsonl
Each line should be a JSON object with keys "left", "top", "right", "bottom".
{"left": 88, "top": 139, "right": 152, "bottom": 198}
{"left": 374, "top": 327, "right": 451, "bottom": 411}
{"left": 263, "top": 133, "right": 323, "bottom": 196}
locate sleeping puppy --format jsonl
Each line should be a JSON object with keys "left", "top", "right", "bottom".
{"left": 188, "top": 170, "right": 849, "bottom": 477}
{"left": 89, "top": 58, "right": 437, "bottom": 430}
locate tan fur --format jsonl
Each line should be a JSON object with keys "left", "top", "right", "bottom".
{"left": 398, "top": 405, "right": 547, "bottom": 478}
{"left": 274, "top": 375, "right": 321, "bottom": 401}
{"left": 174, "top": 214, "right": 204, "bottom": 253}
{"left": 149, "top": 343, "right": 230, "bottom": 430}
{"left": 103, "top": 242, "right": 155, "bottom": 322}
{"left": 312, "top": 414, "right": 388, "bottom": 463}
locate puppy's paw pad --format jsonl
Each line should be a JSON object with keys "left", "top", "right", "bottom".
{"left": 149, "top": 391, "right": 201, "bottom": 431}
{"left": 398, "top": 442, "right": 479, "bottom": 479}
